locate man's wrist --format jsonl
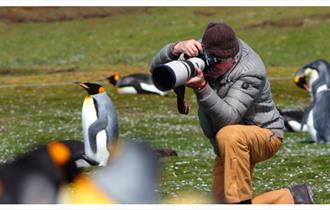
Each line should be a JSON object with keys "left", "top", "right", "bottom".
{"left": 198, "top": 80, "right": 208, "bottom": 90}
{"left": 170, "top": 42, "right": 180, "bottom": 59}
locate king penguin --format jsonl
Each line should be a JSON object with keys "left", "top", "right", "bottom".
{"left": 107, "top": 73, "right": 169, "bottom": 96}
{"left": 294, "top": 59, "right": 330, "bottom": 143}
{"left": 0, "top": 140, "right": 83, "bottom": 203}
{"left": 78, "top": 82, "right": 119, "bottom": 166}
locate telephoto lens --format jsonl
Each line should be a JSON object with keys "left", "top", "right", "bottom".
{"left": 151, "top": 57, "right": 205, "bottom": 91}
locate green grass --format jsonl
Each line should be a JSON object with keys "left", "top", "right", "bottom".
{"left": 0, "top": 7, "right": 330, "bottom": 204}
{"left": 1, "top": 7, "right": 330, "bottom": 72}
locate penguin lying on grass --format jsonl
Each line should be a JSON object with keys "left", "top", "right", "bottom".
{"left": 61, "top": 141, "right": 160, "bottom": 204}
{"left": 278, "top": 108, "right": 308, "bottom": 132}
{"left": 0, "top": 140, "right": 87, "bottom": 204}
{"left": 107, "top": 73, "right": 169, "bottom": 96}
{"left": 77, "top": 82, "right": 118, "bottom": 166}
{"left": 293, "top": 59, "right": 330, "bottom": 143}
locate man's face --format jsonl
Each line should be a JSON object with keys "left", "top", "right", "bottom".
{"left": 204, "top": 58, "right": 235, "bottom": 78}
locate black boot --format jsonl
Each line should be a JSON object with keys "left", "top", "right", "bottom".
{"left": 237, "top": 199, "right": 252, "bottom": 204}
{"left": 289, "top": 183, "right": 314, "bottom": 204}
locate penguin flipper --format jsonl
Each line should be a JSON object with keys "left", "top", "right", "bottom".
{"left": 313, "top": 91, "right": 330, "bottom": 143}
{"left": 88, "top": 117, "right": 108, "bottom": 154}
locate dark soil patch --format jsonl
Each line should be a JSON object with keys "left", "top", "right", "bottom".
{"left": 193, "top": 10, "right": 215, "bottom": 17}
{"left": 239, "top": 13, "right": 330, "bottom": 30}
{"left": 0, "top": 7, "right": 149, "bottom": 24}
{"left": 0, "top": 67, "right": 77, "bottom": 76}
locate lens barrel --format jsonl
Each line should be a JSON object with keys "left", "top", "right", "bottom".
{"left": 152, "top": 58, "right": 205, "bottom": 91}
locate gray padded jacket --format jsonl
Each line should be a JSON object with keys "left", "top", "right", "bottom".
{"left": 150, "top": 39, "right": 284, "bottom": 155}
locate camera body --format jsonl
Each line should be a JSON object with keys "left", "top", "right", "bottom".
{"left": 152, "top": 49, "right": 220, "bottom": 91}
{"left": 198, "top": 48, "right": 221, "bottom": 74}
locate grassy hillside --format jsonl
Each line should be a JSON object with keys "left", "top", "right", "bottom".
{"left": 0, "top": 7, "right": 329, "bottom": 203}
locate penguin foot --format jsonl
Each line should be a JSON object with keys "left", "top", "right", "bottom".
{"left": 81, "top": 155, "right": 100, "bottom": 166}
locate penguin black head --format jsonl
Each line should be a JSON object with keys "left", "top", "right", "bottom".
{"left": 294, "top": 66, "right": 319, "bottom": 91}
{"left": 106, "top": 73, "right": 120, "bottom": 87}
{"left": 47, "top": 141, "right": 82, "bottom": 183}
{"left": 77, "top": 82, "right": 106, "bottom": 95}
{"left": 294, "top": 67, "right": 308, "bottom": 90}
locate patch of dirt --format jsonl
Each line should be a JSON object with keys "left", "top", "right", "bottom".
{"left": 0, "top": 7, "right": 149, "bottom": 24}
{"left": 0, "top": 68, "right": 15, "bottom": 75}
{"left": 193, "top": 10, "right": 215, "bottom": 17}
{"left": 45, "top": 67, "right": 76, "bottom": 74}
{"left": 0, "top": 67, "right": 77, "bottom": 76}
{"left": 239, "top": 13, "right": 330, "bottom": 30}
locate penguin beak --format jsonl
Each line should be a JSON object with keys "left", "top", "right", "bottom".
{"left": 293, "top": 75, "right": 300, "bottom": 84}
{"left": 75, "top": 82, "right": 90, "bottom": 90}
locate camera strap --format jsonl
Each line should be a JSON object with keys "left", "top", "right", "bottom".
{"left": 173, "top": 86, "right": 189, "bottom": 115}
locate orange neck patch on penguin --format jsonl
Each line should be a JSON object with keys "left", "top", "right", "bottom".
{"left": 114, "top": 73, "right": 120, "bottom": 82}
{"left": 98, "top": 87, "right": 106, "bottom": 93}
{"left": 47, "top": 141, "right": 71, "bottom": 166}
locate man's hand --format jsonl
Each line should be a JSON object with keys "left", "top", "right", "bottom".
{"left": 172, "top": 39, "right": 203, "bottom": 58}
{"left": 186, "top": 67, "right": 207, "bottom": 89}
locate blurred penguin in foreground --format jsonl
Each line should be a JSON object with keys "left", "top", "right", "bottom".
{"left": 61, "top": 141, "right": 160, "bottom": 204}
{"left": 0, "top": 140, "right": 87, "bottom": 204}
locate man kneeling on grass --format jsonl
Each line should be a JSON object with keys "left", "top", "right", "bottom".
{"left": 150, "top": 22, "right": 314, "bottom": 204}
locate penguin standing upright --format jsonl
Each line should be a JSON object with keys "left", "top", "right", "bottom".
{"left": 78, "top": 82, "right": 118, "bottom": 166}
{"left": 294, "top": 59, "right": 330, "bottom": 143}
{"left": 107, "top": 73, "right": 169, "bottom": 96}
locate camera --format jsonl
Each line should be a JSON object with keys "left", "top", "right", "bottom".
{"left": 152, "top": 48, "right": 220, "bottom": 91}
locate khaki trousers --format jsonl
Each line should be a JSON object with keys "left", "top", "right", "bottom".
{"left": 212, "top": 124, "right": 294, "bottom": 204}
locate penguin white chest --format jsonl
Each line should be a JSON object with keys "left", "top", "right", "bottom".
{"left": 117, "top": 86, "right": 138, "bottom": 94}
{"left": 140, "top": 83, "right": 169, "bottom": 96}
{"left": 306, "top": 110, "right": 317, "bottom": 142}
{"left": 81, "top": 97, "right": 109, "bottom": 166}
